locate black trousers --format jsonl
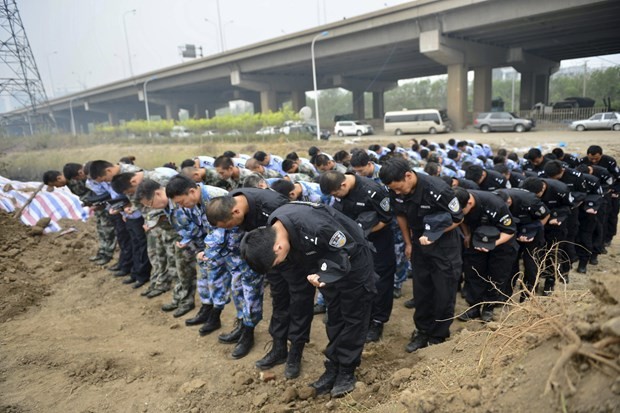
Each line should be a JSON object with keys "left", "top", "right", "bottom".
{"left": 576, "top": 208, "right": 597, "bottom": 263}
{"left": 369, "top": 226, "right": 396, "bottom": 324}
{"left": 411, "top": 229, "right": 462, "bottom": 340}
{"left": 321, "top": 247, "right": 374, "bottom": 368}
{"left": 604, "top": 193, "right": 619, "bottom": 244}
{"left": 463, "top": 240, "right": 518, "bottom": 306}
{"left": 125, "top": 217, "right": 151, "bottom": 283}
{"left": 267, "top": 265, "right": 315, "bottom": 346}
{"left": 512, "top": 227, "right": 546, "bottom": 293}
{"left": 564, "top": 208, "right": 580, "bottom": 262}
{"left": 110, "top": 213, "right": 132, "bottom": 273}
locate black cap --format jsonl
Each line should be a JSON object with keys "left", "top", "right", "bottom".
{"left": 518, "top": 222, "right": 540, "bottom": 239}
{"left": 423, "top": 212, "right": 453, "bottom": 242}
{"left": 472, "top": 225, "right": 500, "bottom": 250}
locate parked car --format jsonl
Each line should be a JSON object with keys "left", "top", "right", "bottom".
{"left": 170, "top": 126, "right": 191, "bottom": 138}
{"left": 226, "top": 129, "right": 242, "bottom": 136}
{"left": 569, "top": 112, "right": 620, "bottom": 131}
{"left": 256, "top": 126, "right": 280, "bottom": 135}
{"left": 334, "top": 120, "right": 374, "bottom": 137}
{"left": 474, "top": 112, "right": 534, "bottom": 133}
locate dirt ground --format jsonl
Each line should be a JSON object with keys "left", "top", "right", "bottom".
{"left": 1, "top": 130, "right": 620, "bottom": 413}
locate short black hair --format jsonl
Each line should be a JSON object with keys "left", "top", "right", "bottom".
{"left": 424, "top": 162, "right": 440, "bottom": 177}
{"left": 333, "top": 150, "right": 349, "bottom": 165}
{"left": 456, "top": 140, "right": 468, "bottom": 149}
{"left": 253, "top": 151, "right": 268, "bottom": 162}
{"left": 135, "top": 178, "right": 162, "bottom": 201}
{"left": 89, "top": 160, "right": 113, "bottom": 179}
{"left": 453, "top": 186, "right": 471, "bottom": 209}
{"left": 62, "top": 163, "right": 83, "bottom": 180}
{"left": 242, "top": 173, "right": 266, "bottom": 188}
{"left": 223, "top": 150, "right": 237, "bottom": 158}
{"left": 308, "top": 146, "right": 320, "bottom": 157}
{"left": 281, "top": 159, "right": 296, "bottom": 173}
{"left": 587, "top": 145, "right": 603, "bottom": 156}
{"left": 543, "top": 160, "right": 564, "bottom": 178}
{"left": 350, "top": 150, "right": 370, "bottom": 168}
{"left": 419, "top": 148, "right": 429, "bottom": 160}
{"left": 387, "top": 143, "right": 396, "bottom": 152}
{"left": 319, "top": 170, "right": 346, "bottom": 194}
{"left": 166, "top": 174, "right": 197, "bottom": 199}
{"left": 520, "top": 177, "right": 544, "bottom": 194}
{"left": 111, "top": 172, "right": 135, "bottom": 194}
{"left": 465, "top": 165, "right": 484, "bottom": 183}
{"left": 493, "top": 163, "right": 509, "bottom": 175}
{"left": 379, "top": 157, "right": 410, "bottom": 185}
{"left": 286, "top": 151, "right": 299, "bottom": 161}
{"left": 42, "top": 170, "right": 62, "bottom": 185}
{"left": 206, "top": 196, "right": 236, "bottom": 225}
{"left": 447, "top": 138, "right": 456, "bottom": 146}
{"left": 180, "top": 159, "right": 195, "bottom": 169}
{"left": 270, "top": 179, "right": 295, "bottom": 198}
{"left": 368, "top": 144, "right": 381, "bottom": 152}
{"left": 240, "top": 227, "right": 277, "bottom": 274}
{"left": 214, "top": 156, "right": 233, "bottom": 169}
{"left": 119, "top": 156, "right": 135, "bottom": 164}
{"left": 314, "top": 154, "right": 331, "bottom": 168}
{"left": 447, "top": 149, "right": 459, "bottom": 160}
{"left": 526, "top": 148, "right": 542, "bottom": 160}
{"left": 551, "top": 148, "right": 564, "bottom": 159}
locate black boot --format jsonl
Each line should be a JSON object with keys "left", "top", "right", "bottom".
{"left": 284, "top": 342, "right": 304, "bottom": 379}
{"left": 255, "top": 339, "right": 288, "bottom": 369}
{"left": 218, "top": 318, "right": 243, "bottom": 344}
{"left": 310, "top": 360, "right": 339, "bottom": 395}
{"left": 577, "top": 260, "right": 587, "bottom": 274}
{"left": 199, "top": 308, "right": 222, "bottom": 336}
{"left": 231, "top": 325, "right": 254, "bottom": 359}
{"left": 405, "top": 330, "right": 428, "bottom": 353}
{"left": 366, "top": 320, "right": 383, "bottom": 343}
{"left": 185, "top": 304, "right": 213, "bottom": 326}
{"left": 331, "top": 365, "right": 356, "bottom": 398}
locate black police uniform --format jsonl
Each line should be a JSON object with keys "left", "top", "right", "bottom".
{"left": 508, "top": 170, "right": 526, "bottom": 188}
{"left": 269, "top": 202, "right": 376, "bottom": 369}
{"left": 580, "top": 154, "right": 620, "bottom": 245}
{"left": 587, "top": 165, "right": 614, "bottom": 254}
{"left": 537, "top": 179, "right": 575, "bottom": 290}
{"left": 390, "top": 172, "right": 463, "bottom": 343}
{"left": 462, "top": 190, "right": 517, "bottom": 307}
{"left": 331, "top": 175, "right": 396, "bottom": 327}
{"left": 496, "top": 188, "right": 549, "bottom": 293}
{"left": 560, "top": 153, "right": 581, "bottom": 169}
{"left": 522, "top": 157, "right": 549, "bottom": 175}
{"left": 479, "top": 169, "right": 508, "bottom": 191}
{"left": 456, "top": 178, "right": 480, "bottom": 190}
{"left": 230, "top": 187, "right": 289, "bottom": 231}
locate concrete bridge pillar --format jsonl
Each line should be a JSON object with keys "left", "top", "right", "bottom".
{"left": 447, "top": 63, "right": 468, "bottom": 130}
{"left": 372, "top": 91, "right": 384, "bottom": 120}
{"left": 107, "top": 112, "right": 118, "bottom": 126}
{"left": 519, "top": 71, "right": 550, "bottom": 112}
{"left": 352, "top": 90, "right": 365, "bottom": 120}
{"left": 260, "top": 90, "right": 278, "bottom": 113}
{"left": 473, "top": 66, "right": 492, "bottom": 114}
{"left": 291, "top": 90, "right": 306, "bottom": 112}
{"left": 165, "top": 102, "right": 178, "bottom": 120}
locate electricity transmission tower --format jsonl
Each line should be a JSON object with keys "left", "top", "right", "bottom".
{"left": 0, "top": 0, "right": 55, "bottom": 134}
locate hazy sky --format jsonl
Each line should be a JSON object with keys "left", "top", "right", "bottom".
{"left": 18, "top": 0, "right": 620, "bottom": 98}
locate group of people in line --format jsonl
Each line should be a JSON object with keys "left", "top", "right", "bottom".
{"left": 41, "top": 137, "right": 619, "bottom": 397}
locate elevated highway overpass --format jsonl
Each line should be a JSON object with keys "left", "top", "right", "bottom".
{"left": 3, "top": 0, "right": 619, "bottom": 134}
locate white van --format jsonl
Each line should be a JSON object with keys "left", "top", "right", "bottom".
{"left": 384, "top": 109, "right": 451, "bottom": 135}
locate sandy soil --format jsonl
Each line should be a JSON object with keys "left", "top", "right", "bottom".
{"left": 1, "top": 130, "right": 620, "bottom": 413}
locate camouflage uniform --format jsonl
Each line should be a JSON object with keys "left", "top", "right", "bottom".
{"left": 260, "top": 168, "right": 282, "bottom": 179}
{"left": 136, "top": 168, "right": 188, "bottom": 300}
{"left": 224, "top": 168, "right": 253, "bottom": 191}
{"left": 83, "top": 179, "right": 116, "bottom": 261}
{"left": 298, "top": 162, "right": 318, "bottom": 179}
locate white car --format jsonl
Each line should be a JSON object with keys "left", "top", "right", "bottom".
{"left": 334, "top": 121, "right": 374, "bottom": 137}
{"left": 570, "top": 112, "right": 620, "bottom": 131}
{"left": 170, "top": 126, "right": 191, "bottom": 138}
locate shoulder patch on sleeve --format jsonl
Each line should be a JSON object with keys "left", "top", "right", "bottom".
{"left": 499, "top": 214, "right": 512, "bottom": 227}
{"left": 380, "top": 197, "right": 390, "bottom": 212}
{"left": 321, "top": 262, "right": 327, "bottom": 271}
{"left": 448, "top": 197, "right": 460, "bottom": 213}
{"left": 329, "top": 231, "right": 347, "bottom": 248}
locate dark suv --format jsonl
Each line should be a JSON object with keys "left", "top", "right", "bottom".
{"left": 474, "top": 112, "right": 534, "bottom": 133}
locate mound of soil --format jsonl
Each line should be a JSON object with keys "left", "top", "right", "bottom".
{"left": 0, "top": 210, "right": 619, "bottom": 413}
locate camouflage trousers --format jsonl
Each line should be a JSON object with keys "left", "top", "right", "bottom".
{"left": 197, "top": 255, "right": 232, "bottom": 310}
{"left": 197, "top": 250, "right": 264, "bottom": 327}
{"left": 171, "top": 240, "right": 197, "bottom": 308}
{"left": 146, "top": 226, "right": 174, "bottom": 293}
{"left": 94, "top": 208, "right": 116, "bottom": 259}
{"left": 392, "top": 220, "right": 411, "bottom": 290}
